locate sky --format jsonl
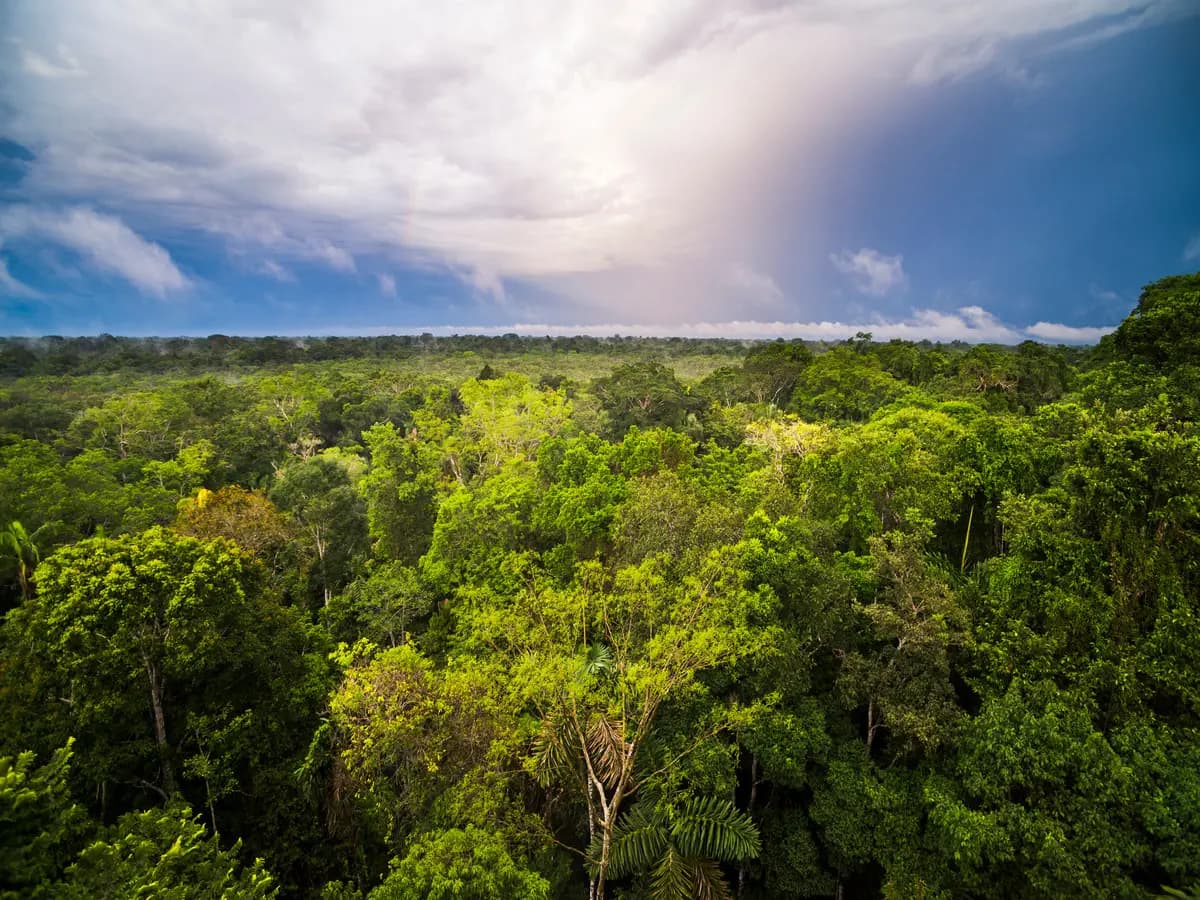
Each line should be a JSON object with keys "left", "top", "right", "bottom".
{"left": 0, "top": 0, "right": 1198, "bottom": 341}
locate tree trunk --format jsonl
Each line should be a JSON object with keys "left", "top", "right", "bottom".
{"left": 206, "top": 780, "right": 218, "bottom": 836}
{"left": 144, "top": 656, "right": 175, "bottom": 794}
{"left": 866, "top": 698, "right": 877, "bottom": 753}
{"left": 595, "top": 812, "right": 613, "bottom": 900}
{"left": 587, "top": 780, "right": 598, "bottom": 900}
{"left": 314, "top": 528, "right": 330, "bottom": 606}
{"left": 737, "top": 754, "right": 759, "bottom": 898}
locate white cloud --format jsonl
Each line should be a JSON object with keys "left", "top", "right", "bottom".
{"left": 725, "top": 263, "right": 785, "bottom": 311}
{"left": 259, "top": 259, "right": 295, "bottom": 282}
{"left": 0, "top": 1, "right": 1180, "bottom": 317}
{"left": 309, "top": 240, "right": 356, "bottom": 273}
{"left": 0, "top": 206, "right": 189, "bottom": 296}
{"left": 20, "top": 45, "right": 85, "bottom": 79}
{"left": 831, "top": 248, "right": 907, "bottom": 296}
{"left": 0, "top": 256, "right": 42, "bottom": 298}
{"left": 1089, "top": 283, "right": 1123, "bottom": 304}
{"left": 379, "top": 306, "right": 1103, "bottom": 343}
{"left": 377, "top": 273, "right": 397, "bottom": 297}
{"left": 1025, "top": 321, "right": 1115, "bottom": 342}
{"left": 1184, "top": 233, "right": 1200, "bottom": 262}
{"left": 910, "top": 40, "right": 1043, "bottom": 88}
{"left": 910, "top": 41, "right": 999, "bottom": 85}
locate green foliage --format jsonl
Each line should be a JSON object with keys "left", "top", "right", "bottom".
{"left": 3, "top": 290, "right": 1200, "bottom": 898}
{"left": 1106, "top": 273, "right": 1200, "bottom": 372}
{"left": 597, "top": 796, "right": 760, "bottom": 900}
{"left": 370, "top": 826, "right": 549, "bottom": 900}
{"left": 592, "top": 361, "right": 695, "bottom": 438}
{"left": 790, "top": 346, "right": 912, "bottom": 422}
{"left": 324, "top": 562, "right": 432, "bottom": 647}
{"left": 0, "top": 742, "right": 88, "bottom": 898}
{"left": 360, "top": 422, "right": 439, "bottom": 565}
{"left": 60, "top": 803, "right": 276, "bottom": 899}
{"left": 271, "top": 453, "right": 368, "bottom": 604}
{"left": 0, "top": 520, "right": 40, "bottom": 600}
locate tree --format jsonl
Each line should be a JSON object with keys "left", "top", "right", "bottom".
{"left": 271, "top": 453, "right": 368, "bottom": 605}
{"left": 455, "top": 373, "right": 572, "bottom": 477}
{"left": 596, "top": 796, "right": 760, "bottom": 900}
{"left": 494, "top": 551, "right": 779, "bottom": 898}
{"left": 0, "top": 742, "right": 88, "bottom": 898}
{"left": 324, "top": 562, "right": 432, "bottom": 647}
{"left": 327, "top": 644, "right": 517, "bottom": 849}
{"left": 360, "top": 423, "right": 440, "bottom": 565}
{"left": 60, "top": 803, "right": 276, "bottom": 899}
{"left": 0, "top": 521, "right": 40, "bottom": 601}
{"left": 5, "top": 528, "right": 327, "bottom": 824}
{"left": 370, "top": 826, "right": 549, "bottom": 900}
{"left": 175, "top": 485, "right": 295, "bottom": 558}
{"left": 837, "top": 531, "right": 968, "bottom": 757}
{"left": 1106, "top": 272, "right": 1200, "bottom": 372}
{"left": 740, "top": 342, "right": 812, "bottom": 407}
{"left": 790, "top": 348, "right": 911, "bottom": 423}
{"left": 174, "top": 485, "right": 303, "bottom": 598}
{"left": 592, "top": 362, "right": 694, "bottom": 439}
{"left": 67, "top": 390, "right": 192, "bottom": 461}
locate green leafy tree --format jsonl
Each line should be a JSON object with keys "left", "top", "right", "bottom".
{"left": 592, "top": 362, "right": 695, "bottom": 439}
{"left": 324, "top": 562, "right": 432, "bottom": 647}
{"left": 60, "top": 803, "right": 276, "bottom": 899}
{"left": 0, "top": 742, "right": 88, "bottom": 898}
{"left": 455, "top": 373, "right": 572, "bottom": 477}
{"left": 1105, "top": 272, "right": 1200, "bottom": 372}
{"left": 740, "top": 341, "right": 812, "bottom": 406}
{"left": 271, "top": 453, "right": 368, "bottom": 605}
{"left": 837, "top": 531, "right": 968, "bottom": 757}
{"left": 370, "top": 826, "right": 549, "bottom": 900}
{"left": 4, "top": 528, "right": 328, "bottom": 829}
{"left": 0, "top": 521, "right": 40, "bottom": 601}
{"left": 790, "top": 347, "right": 911, "bottom": 423}
{"left": 484, "top": 551, "right": 779, "bottom": 899}
{"left": 594, "top": 796, "right": 760, "bottom": 900}
{"left": 360, "top": 422, "right": 440, "bottom": 565}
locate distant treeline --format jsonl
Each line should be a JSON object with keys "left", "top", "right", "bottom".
{"left": 0, "top": 331, "right": 1094, "bottom": 378}
{"left": 0, "top": 334, "right": 738, "bottom": 376}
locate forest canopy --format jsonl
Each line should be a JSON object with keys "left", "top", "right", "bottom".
{"left": 2, "top": 273, "right": 1199, "bottom": 899}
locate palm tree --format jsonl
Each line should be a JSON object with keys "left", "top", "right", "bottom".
{"left": 1, "top": 520, "right": 41, "bottom": 599}
{"left": 589, "top": 796, "right": 760, "bottom": 900}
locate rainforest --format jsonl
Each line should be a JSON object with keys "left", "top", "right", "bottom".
{"left": 1, "top": 273, "right": 1199, "bottom": 899}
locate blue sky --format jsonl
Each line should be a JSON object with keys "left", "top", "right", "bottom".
{"left": 1, "top": 1, "right": 1197, "bottom": 340}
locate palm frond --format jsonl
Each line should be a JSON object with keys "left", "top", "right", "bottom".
{"left": 606, "top": 802, "right": 669, "bottom": 878}
{"left": 650, "top": 845, "right": 695, "bottom": 900}
{"left": 530, "top": 713, "right": 574, "bottom": 787}
{"left": 691, "top": 855, "right": 733, "bottom": 900}
{"left": 581, "top": 641, "right": 614, "bottom": 678}
{"left": 584, "top": 832, "right": 604, "bottom": 878}
{"left": 670, "top": 796, "right": 760, "bottom": 862}
{"left": 586, "top": 713, "right": 628, "bottom": 788}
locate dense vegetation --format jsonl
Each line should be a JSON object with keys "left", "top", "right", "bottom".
{"left": 2, "top": 273, "right": 1198, "bottom": 899}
